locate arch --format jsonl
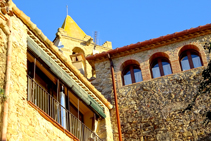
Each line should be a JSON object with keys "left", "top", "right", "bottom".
{"left": 72, "top": 47, "right": 85, "bottom": 55}
{"left": 120, "top": 59, "right": 140, "bottom": 72}
{"left": 116, "top": 55, "right": 143, "bottom": 72}
{"left": 71, "top": 47, "right": 85, "bottom": 62}
{"left": 178, "top": 44, "right": 200, "bottom": 57}
{"left": 149, "top": 52, "right": 172, "bottom": 78}
{"left": 120, "top": 59, "right": 143, "bottom": 85}
{"left": 178, "top": 45, "right": 203, "bottom": 71}
{"left": 149, "top": 52, "right": 170, "bottom": 65}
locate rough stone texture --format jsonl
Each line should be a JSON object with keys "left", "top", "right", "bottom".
{"left": 92, "top": 34, "right": 211, "bottom": 141}
{"left": 116, "top": 68, "right": 209, "bottom": 141}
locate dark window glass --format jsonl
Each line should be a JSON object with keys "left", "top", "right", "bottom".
{"left": 134, "top": 69, "right": 143, "bottom": 83}
{"left": 123, "top": 70, "right": 132, "bottom": 85}
{"left": 123, "top": 65, "right": 143, "bottom": 85}
{"left": 162, "top": 61, "right": 172, "bottom": 75}
{"left": 180, "top": 50, "right": 202, "bottom": 71}
{"left": 181, "top": 56, "right": 190, "bottom": 71}
{"left": 152, "top": 63, "right": 161, "bottom": 78}
{"left": 151, "top": 58, "right": 172, "bottom": 78}
{"left": 192, "top": 54, "right": 202, "bottom": 68}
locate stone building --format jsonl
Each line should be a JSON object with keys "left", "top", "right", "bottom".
{"left": 1, "top": 0, "right": 211, "bottom": 141}
{"left": 87, "top": 23, "right": 211, "bottom": 140}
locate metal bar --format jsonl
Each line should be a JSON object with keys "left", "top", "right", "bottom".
{"left": 27, "top": 76, "right": 103, "bottom": 141}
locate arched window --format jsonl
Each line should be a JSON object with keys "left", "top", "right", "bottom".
{"left": 151, "top": 57, "right": 172, "bottom": 78}
{"left": 122, "top": 65, "right": 143, "bottom": 85}
{"left": 180, "top": 50, "right": 202, "bottom": 71}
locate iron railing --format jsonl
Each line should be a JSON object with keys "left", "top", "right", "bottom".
{"left": 27, "top": 76, "right": 102, "bottom": 141}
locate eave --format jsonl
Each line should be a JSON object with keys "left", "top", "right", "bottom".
{"left": 86, "top": 24, "right": 211, "bottom": 63}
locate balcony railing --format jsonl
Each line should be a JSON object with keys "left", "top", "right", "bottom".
{"left": 27, "top": 76, "right": 102, "bottom": 141}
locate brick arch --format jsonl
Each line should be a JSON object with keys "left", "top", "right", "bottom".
{"left": 149, "top": 52, "right": 170, "bottom": 65}
{"left": 178, "top": 44, "right": 208, "bottom": 66}
{"left": 178, "top": 44, "right": 200, "bottom": 56}
{"left": 120, "top": 59, "right": 140, "bottom": 72}
{"left": 116, "top": 56, "right": 142, "bottom": 72}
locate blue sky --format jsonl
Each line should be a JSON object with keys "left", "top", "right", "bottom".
{"left": 13, "top": 0, "right": 211, "bottom": 49}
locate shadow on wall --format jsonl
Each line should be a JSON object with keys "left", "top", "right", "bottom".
{"left": 0, "top": 97, "right": 4, "bottom": 140}
{"left": 198, "top": 134, "right": 211, "bottom": 141}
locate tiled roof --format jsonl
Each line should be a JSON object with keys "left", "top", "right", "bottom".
{"left": 86, "top": 24, "right": 211, "bottom": 61}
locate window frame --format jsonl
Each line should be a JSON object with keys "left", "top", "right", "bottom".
{"left": 179, "top": 49, "right": 203, "bottom": 71}
{"left": 122, "top": 64, "right": 142, "bottom": 86}
{"left": 150, "top": 57, "right": 172, "bottom": 78}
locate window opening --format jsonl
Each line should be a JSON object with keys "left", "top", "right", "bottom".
{"left": 123, "top": 65, "right": 143, "bottom": 85}
{"left": 151, "top": 58, "right": 172, "bottom": 78}
{"left": 180, "top": 50, "right": 202, "bottom": 71}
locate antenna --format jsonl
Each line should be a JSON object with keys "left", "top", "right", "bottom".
{"left": 94, "top": 31, "right": 97, "bottom": 44}
{"left": 93, "top": 31, "right": 99, "bottom": 54}
{"left": 94, "top": 31, "right": 97, "bottom": 50}
{"left": 66, "top": 5, "right": 68, "bottom": 16}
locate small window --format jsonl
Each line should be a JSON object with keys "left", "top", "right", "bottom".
{"left": 180, "top": 50, "right": 202, "bottom": 71}
{"left": 151, "top": 58, "right": 172, "bottom": 78}
{"left": 123, "top": 65, "right": 143, "bottom": 85}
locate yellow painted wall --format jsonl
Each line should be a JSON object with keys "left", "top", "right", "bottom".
{"left": 5, "top": 15, "right": 74, "bottom": 141}
{"left": 54, "top": 25, "right": 112, "bottom": 78}
{"left": 84, "top": 111, "right": 94, "bottom": 130}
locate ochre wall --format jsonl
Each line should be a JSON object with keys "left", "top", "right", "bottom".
{"left": 1, "top": 13, "right": 113, "bottom": 141}
{"left": 4, "top": 15, "right": 75, "bottom": 141}
{"left": 92, "top": 34, "right": 211, "bottom": 140}
{"left": 56, "top": 28, "right": 112, "bottom": 78}
{"left": 0, "top": 27, "right": 7, "bottom": 140}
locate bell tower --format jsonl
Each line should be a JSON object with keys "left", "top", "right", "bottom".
{"left": 53, "top": 15, "right": 112, "bottom": 79}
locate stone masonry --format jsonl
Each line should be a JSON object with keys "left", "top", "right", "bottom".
{"left": 92, "top": 34, "right": 211, "bottom": 140}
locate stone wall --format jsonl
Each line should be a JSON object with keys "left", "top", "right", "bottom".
{"left": 92, "top": 34, "right": 211, "bottom": 140}
{"left": 116, "top": 67, "right": 211, "bottom": 140}
{"left": 92, "top": 60, "right": 113, "bottom": 103}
